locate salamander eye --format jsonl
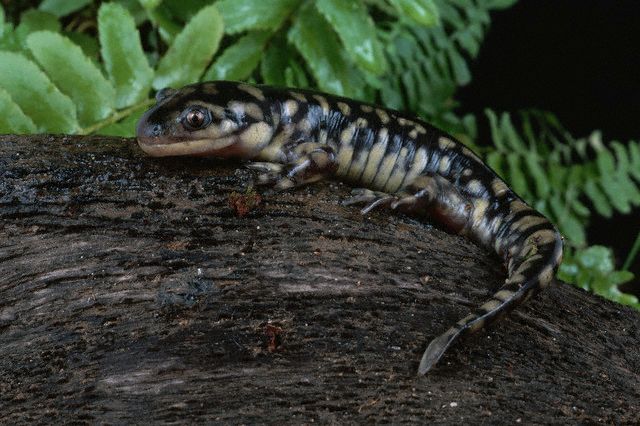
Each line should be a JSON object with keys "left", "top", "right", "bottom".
{"left": 183, "top": 107, "right": 211, "bottom": 130}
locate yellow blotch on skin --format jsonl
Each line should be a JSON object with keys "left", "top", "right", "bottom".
{"left": 375, "top": 108, "right": 390, "bottom": 124}
{"left": 373, "top": 150, "right": 400, "bottom": 190}
{"left": 243, "top": 103, "right": 264, "bottom": 121}
{"left": 438, "top": 136, "right": 456, "bottom": 150}
{"left": 336, "top": 144, "right": 355, "bottom": 177}
{"left": 282, "top": 100, "right": 298, "bottom": 119}
{"left": 471, "top": 198, "right": 489, "bottom": 226}
{"left": 340, "top": 124, "right": 356, "bottom": 145}
{"left": 402, "top": 147, "right": 428, "bottom": 189}
{"left": 347, "top": 150, "right": 369, "bottom": 181}
{"left": 479, "top": 299, "right": 502, "bottom": 313}
{"left": 361, "top": 129, "right": 389, "bottom": 185}
{"left": 438, "top": 155, "right": 451, "bottom": 174}
{"left": 256, "top": 128, "right": 292, "bottom": 162}
{"left": 288, "top": 91, "right": 306, "bottom": 102}
{"left": 384, "top": 147, "right": 409, "bottom": 192}
{"left": 337, "top": 101, "right": 351, "bottom": 116}
{"left": 238, "top": 84, "right": 265, "bottom": 101}
{"left": 297, "top": 118, "right": 313, "bottom": 133}
{"left": 240, "top": 122, "right": 273, "bottom": 152}
{"left": 466, "top": 179, "right": 485, "bottom": 196}
{"left": 491, "top": 178, "right": 510, "bottom": 197}
{"left": 202, "top": 84, "right": 218, "bottom": 94}
{"left": 493, "top": 290, "right": 514, "bottom": 302}
{"left": 313, "top": 95, "right": 330, "bottom": 115}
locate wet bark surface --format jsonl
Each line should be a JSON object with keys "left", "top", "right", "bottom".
{"left": 1, "top": 135, "right": 639, "bottom": 424}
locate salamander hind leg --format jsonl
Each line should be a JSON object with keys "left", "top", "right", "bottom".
{"left": 342, "top": 188, "right": 399, "bottom": 214}
{"left": 343, "top": 175, "right": 442, "bottom": 216}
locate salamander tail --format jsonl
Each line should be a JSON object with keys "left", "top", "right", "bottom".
{"left": 418, "top": 326, "right": 462, "bottom": 375}
{"left": 418, "top": 201, "right": 563, "bottom": 375}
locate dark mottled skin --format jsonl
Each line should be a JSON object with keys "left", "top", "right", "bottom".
{"left": 136, "top": 81, "right": 564, "bottom": 375}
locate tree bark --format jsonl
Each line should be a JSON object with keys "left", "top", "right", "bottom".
{"left": 1, "top": 134, "right": 638, "bottom": 424}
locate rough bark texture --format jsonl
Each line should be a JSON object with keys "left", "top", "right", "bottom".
{"left": 1, "top": 135, "right": 638, "bottom": 424}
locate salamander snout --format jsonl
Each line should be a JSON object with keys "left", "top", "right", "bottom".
{"left": 137, "top": 121, "right": 162, "bottom": 138}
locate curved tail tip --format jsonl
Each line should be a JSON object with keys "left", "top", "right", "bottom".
{"left": 417, "top": 330, "right": 457, "bottom": 375}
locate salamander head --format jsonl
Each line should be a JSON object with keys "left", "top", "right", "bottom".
{"left": 136, "top": 82, "right": 258, "bottom": 158}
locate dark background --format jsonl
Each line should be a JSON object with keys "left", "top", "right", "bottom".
{"left": 457, "top": 0, "right": 640, "bottom": 285}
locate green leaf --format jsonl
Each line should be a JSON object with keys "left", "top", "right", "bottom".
{"left": 315, "top": 0, "right": 387, "bottom": 75}
{"left": 447, "top": 45, "right": 471, "bottom": 85}
{"left": 99, "top": 3, "right": 154, "bottom": 109}
{"left": 485, "top": 109, "right": 505, "bottom": 151}
{"left": 288, "top": 2, "right": 364, "bottom": 96}
{"left": 485, "top": 151, "right": 505, "bottom": 177}
{"left": 613, "top": 292, "right": 639, "bottom": 308}
{"left": 0, "top": 29, "right": 21, "bottom": 52}
{"left": 595, "top": 144, "right": 615, "bottom": 174}
{"left": 549, "top": 196, "right": 586, "bottom": 247}
{"left": 0, "top": 51, "right": 77, "bottom": 133}
{"left": 39, "top": 0, "right": 92, "bottom": 17}
{"left": 138, "top": 0, "right": 162, "bottom": 10}
{"left": 203, "top": 31, "right": 270, "bottom": 81}
{"left": 146, "top": 6, "right": 181, "bottom": 44}
{"left": 98, "top": 104, "right": 150, "bottom": 137}
{"left": 523, "top": 154, "right": 550, "bottom": 199}
{"left": 0, "top": 4, "right": 5, "bottom": 37}
{"left": 390, "top": 0, "right": 439, "bottom": 26}
{"left": 557, "top": 261, "right": 579, "bottom": 283}
{"left": 260, "top": 37, "right": 289, "bottom": 86}
{"left": 611, "top": 141, "right": 630, "bottom": 172}
{"left": 600, "top": 174, "right": 631, "bottom": 214}
{"left": 0, "top": 87, "right": 37, "bottom": 134}
{"left": 571, "top": 198, "right": 591, "bottom": 218}
{"left": 153, "top": 4, "right": 223, "bottom": 89}
{"left": 576, "top": 246, "right": 614, "bottom": 273}
{"left": 505, "top": 153, "right": 529, "bottom": 197}
{"left": 583, "top": 179, "right": 612, "bottom": 218}
{"left": 163, "top": 0, "right": 209, "bottom": 22}
{"left": 501, "top": 112, "right": 526, "bottom": 153}
{"left": 26, "top": 31, "right": 115, "bottom": 127}
{"left": 15, "top": 9, "right": 60, "bottom": 46}
{"left": 284, "top": 59, "right": 309, "bottom": 88}
{"left": 629, "top": 141, "right": 640, "bottom": 180}
{"left": 117, "top": 0, "right": 148, "bottom": 25}
{"left": 216, "top": 0, "right": 300, "bottom": 34}
{"left": 609, "top": 270, "right": 635, "bottom": 286}
{"left": 65, "top": 31, "right": 100, "bottom": 60}
{"left": 485, "top": 0, "right": 519, "bottom": 10}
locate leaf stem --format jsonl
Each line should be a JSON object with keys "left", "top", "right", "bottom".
{"left": 78, "top": 98, "right": 155, "bottom": 135}
{"left": 622, "top": 231, "right": 640, "bottom": 271}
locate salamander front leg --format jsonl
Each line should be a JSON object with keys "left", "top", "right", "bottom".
{"left": 249, "top": 145, "right": 338, "bottom": 191}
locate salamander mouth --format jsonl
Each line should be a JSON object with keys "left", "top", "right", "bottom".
{"left": 137, "top": 136, "right": 239, "bottom": 157}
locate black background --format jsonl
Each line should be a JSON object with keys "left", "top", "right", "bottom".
{"left": 457, "top": 0, "right": 640, "bottom": 285}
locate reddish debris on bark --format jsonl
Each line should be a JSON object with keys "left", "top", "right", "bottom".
{"left": 264, "top": 324, "right": 284, "bottom": 352}
{"left": 228, "top": 189, "right": 262, "bottom": 217}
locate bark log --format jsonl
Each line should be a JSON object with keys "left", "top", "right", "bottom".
{"left": 1, "top": 134, "right": 638, "bottom": 424}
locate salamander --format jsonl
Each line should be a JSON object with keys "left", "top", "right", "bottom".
{"left": 136, "top": 81, "right": 564, "bottom": 375}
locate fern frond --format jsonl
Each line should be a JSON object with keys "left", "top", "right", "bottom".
{"left": 485, "top": 109, "right": 640, "bottom": 248}
{"left": 380, "top": 0, "right": 510, "bottom": 140}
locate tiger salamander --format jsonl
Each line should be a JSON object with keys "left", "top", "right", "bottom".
{"left": 136, "top": 81, "right": 563, "bottom": 375}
